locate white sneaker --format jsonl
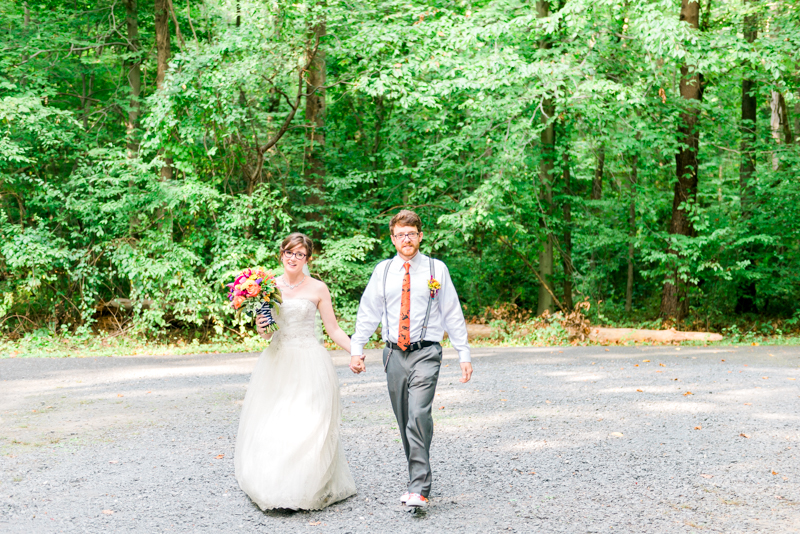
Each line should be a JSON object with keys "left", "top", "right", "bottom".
{"left": 405, "top": 493, "right": 429, "bottom": 508}
{"left": 400, "top": 492, "right": 410, "bottom": 504}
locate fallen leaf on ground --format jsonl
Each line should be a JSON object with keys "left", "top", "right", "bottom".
{"left": 109, "top": 460, "right": 118, "bottom": 464}
{"left": 744, "top": 403, "right": 752, "bottom": 406}
{"left": 700, "top": 474, "right": 713, "bottom": 478}
{"left": 501, "top": 399, "right": 507, "bottom": 402}
{"left": 545, "top": 400, "right": 551, "bottom": 404}
{"left": 643, "top": 360, "right": 650, "bottom": 362}
{"left": 783, "top": 477, "right": 789, "bottom": 481}
{"left": 762, "top": 376, "right": 769, "bottom": 380}
{"left": 117, "top": 394, "right": 123, "bottom": 397}
{"left": 214, "top": 454, "right": 224, "bottom": 459}
{"left": 660, "top": 363, "right": 666, "bottom": 367}
{"left": 788, "top": 378, "right": 796, "bottom": 381}
{"left": 740, "top": 433, "right": 751, "bottom": 438}
{"left": 772, "top": 471, "right": 778, "bottom": 475}
{"left": 752, "top": 342, "right": 759, "bottom": 346}
{"left": 610, "top": 432, "right": 624, "bottom": 437}
{"left": 683, "top": 391, "right": 693, "bottom": 396}
{"left": 444, "top": 364, "right": 449, "bottom": 367}
{"left": 309, "top": 521, "right": 321, "bottom": 526}
{"left": 439, "top": 406, "right": 445, "bottom": 410}
{"left": 529, "top": 471, "right": 536, "bottom": 475}
{"left": 102, "top": 510, "right": 114, "bottom": 515}
{"left": 694, "top": 426, "right": 702, "bottom": 430}
{"left": 636, "top": 389, "right": 643, "bottom": 392}
{"left": 634, "top": 364, "right": 639, "bottom": 367}
{"left": 146, "top": 391, "right": 151, "bottom": 393}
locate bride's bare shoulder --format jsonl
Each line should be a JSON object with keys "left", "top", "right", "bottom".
{"left": 308, "top": 276, "right": 330, "bottom": 295}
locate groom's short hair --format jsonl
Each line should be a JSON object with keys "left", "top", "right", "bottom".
{"left": 390, "top": 210, "right": 422, "bottom": 233}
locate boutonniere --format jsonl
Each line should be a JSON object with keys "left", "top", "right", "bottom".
{"left": 428, "top": 276, "right": 441, "bottom": 298}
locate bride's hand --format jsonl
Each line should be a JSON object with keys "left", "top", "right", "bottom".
{"left": 256, "top": 315, "right": 274, "bottom": 340}
{"left": 349, "top": 355, "right": 366, "bottom": 374}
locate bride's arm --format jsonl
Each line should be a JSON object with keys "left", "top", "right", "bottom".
{"left": 317, "top": 283, "right": 351, "bottom": 353}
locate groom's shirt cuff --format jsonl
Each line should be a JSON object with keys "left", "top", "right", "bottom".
{"left": 350, "top": 343, "right": 365, "bottom": 357}
{"left": 458, "top": 349, "right": 471, "bottom": 363}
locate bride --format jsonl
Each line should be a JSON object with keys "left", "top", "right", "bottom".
{"left": 234, "top": 232, "right": 357, "bottom": 510}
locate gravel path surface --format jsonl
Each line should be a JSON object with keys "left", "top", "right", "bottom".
{"left": 2, "top": 345, "right": 799, "bottom": 533}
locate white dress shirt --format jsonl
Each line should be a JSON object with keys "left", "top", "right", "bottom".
{"left": 351, "top": 252, "right": 471, "bottom": 363}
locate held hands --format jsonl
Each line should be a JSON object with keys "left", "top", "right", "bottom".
{"left": 460, "top": 362, "right": 473, "bottom": 383}
{"left": 349, "top": 355, "right": 366, "bottom": 374}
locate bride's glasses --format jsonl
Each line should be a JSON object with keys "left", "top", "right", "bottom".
{"left": 283, "top": 250, "right": 307, "bottom": 260}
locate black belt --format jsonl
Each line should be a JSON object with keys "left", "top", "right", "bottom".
{"left": 386, "top": 340, "right": 438, "bottom": 352}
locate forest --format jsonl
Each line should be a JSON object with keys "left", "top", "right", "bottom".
{"left": 1, "top": 0, "right": 799, "bottom": 346}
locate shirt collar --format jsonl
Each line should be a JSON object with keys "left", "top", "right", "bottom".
{"left": 394, "top": 251, "right": 426, "bottom": 272}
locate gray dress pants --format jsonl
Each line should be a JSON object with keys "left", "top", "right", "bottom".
{"left": 383, "top": 343, "right": 442, "bottom": 498}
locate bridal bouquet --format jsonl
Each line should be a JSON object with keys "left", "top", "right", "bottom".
{"left": 226, "top": 267, "right": 283, "bottom": 332}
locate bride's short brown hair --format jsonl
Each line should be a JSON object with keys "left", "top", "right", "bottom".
{"left": 390, "top": 210, "right": 422, "bottom": 233}
{"left": 280, "top": 232, "right": 314, "bottom": 259}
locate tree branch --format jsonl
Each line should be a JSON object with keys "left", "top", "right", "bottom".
{"left": 257, "top": 36, "right": 321, "bottom": 153}
{"left": 498, "top": 235, "right": 567, "bottom": 313}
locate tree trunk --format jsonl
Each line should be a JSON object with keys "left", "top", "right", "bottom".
{"left": 562, "top": 150, "right": 573, "bottom": 311}
{"left": 155, "top": 0, "right": 173, "bottom": 235}
{"left": 592, "top": 143, "right": 604, "bottom": 201}
{"left": 589, "top": 141, "right": 604, "bottom": 293}
{"left": 660, "top": 0, "right": 702, "bottom": 321}
{"left": 304, "top": 10, "right": 326, "bottom": 228}
{"left": 125, "top": 0, "right": 142, "bottom": 157}
{"left": 770, "top": 90, "right": 793, "bottom": 169}
{"left": 625, "top": 154, "right": 638, "bottom": 313}
{"left": 155, "top": 0, "right": 173, "bottom": 180}
{"left": 739, "top": 7, "right": 757, "bottom": 215}
{"left": 155, "top": 0, "right": 170, "bottom": 91}
{"left": 536, "top": 0, "right": 554, "bottom": 315}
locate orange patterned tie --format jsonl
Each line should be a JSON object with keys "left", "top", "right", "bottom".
{"left": 397, "top": 262, "right": 411, "bottom": 351}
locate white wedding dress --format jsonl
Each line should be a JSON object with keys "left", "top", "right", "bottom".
{"left": 234, "top": 298, "right": 356, "bottom": 510}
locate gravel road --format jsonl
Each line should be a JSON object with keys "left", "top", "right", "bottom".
{"left": 2, "top": 345, "right": 799, "bottom": 533}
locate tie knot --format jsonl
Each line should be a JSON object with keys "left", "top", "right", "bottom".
{"left": 403, "top": 262, "right": 411, "bottom": 273}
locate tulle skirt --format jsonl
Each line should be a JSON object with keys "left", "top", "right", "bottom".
{"left": 234, "top": 334, "right": 356, "bottom": 510}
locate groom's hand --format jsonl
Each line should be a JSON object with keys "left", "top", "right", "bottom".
{"left": 349, "top": 355, "right": 366, "bottom": 374}
{"left": 460, "top": 362, "right": 473, "bottom": 383}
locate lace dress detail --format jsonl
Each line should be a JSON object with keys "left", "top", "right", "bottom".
{"left": 234, "top": 299, "right": 356, "bottom": 510}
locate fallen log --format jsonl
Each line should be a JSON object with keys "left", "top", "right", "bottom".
{"left": 466, "top": 324, "right": 494, "bottom": 340}
{"left": 589, "top": 327, "right": 723, "bottom": 343}
{"left": 464, "top": 324, "right": 723, "bottom": 343}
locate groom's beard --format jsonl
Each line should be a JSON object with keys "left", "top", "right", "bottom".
{"left": 398, "top": 241, "right": 419, "bottom": 258}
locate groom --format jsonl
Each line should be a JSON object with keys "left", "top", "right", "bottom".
{"left": 349, "top": 209, "right": 473, "bottom": 509}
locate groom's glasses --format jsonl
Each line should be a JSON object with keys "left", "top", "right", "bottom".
{"left": 392, "top": 232, "right": 420, "bottom": 241}
{"left": 283, "top": 250, "right": 307, "bottom": 260}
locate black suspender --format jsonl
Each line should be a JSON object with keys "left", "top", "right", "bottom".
{"left": 420, "top": 256, "right": 435, "bottom": 340}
